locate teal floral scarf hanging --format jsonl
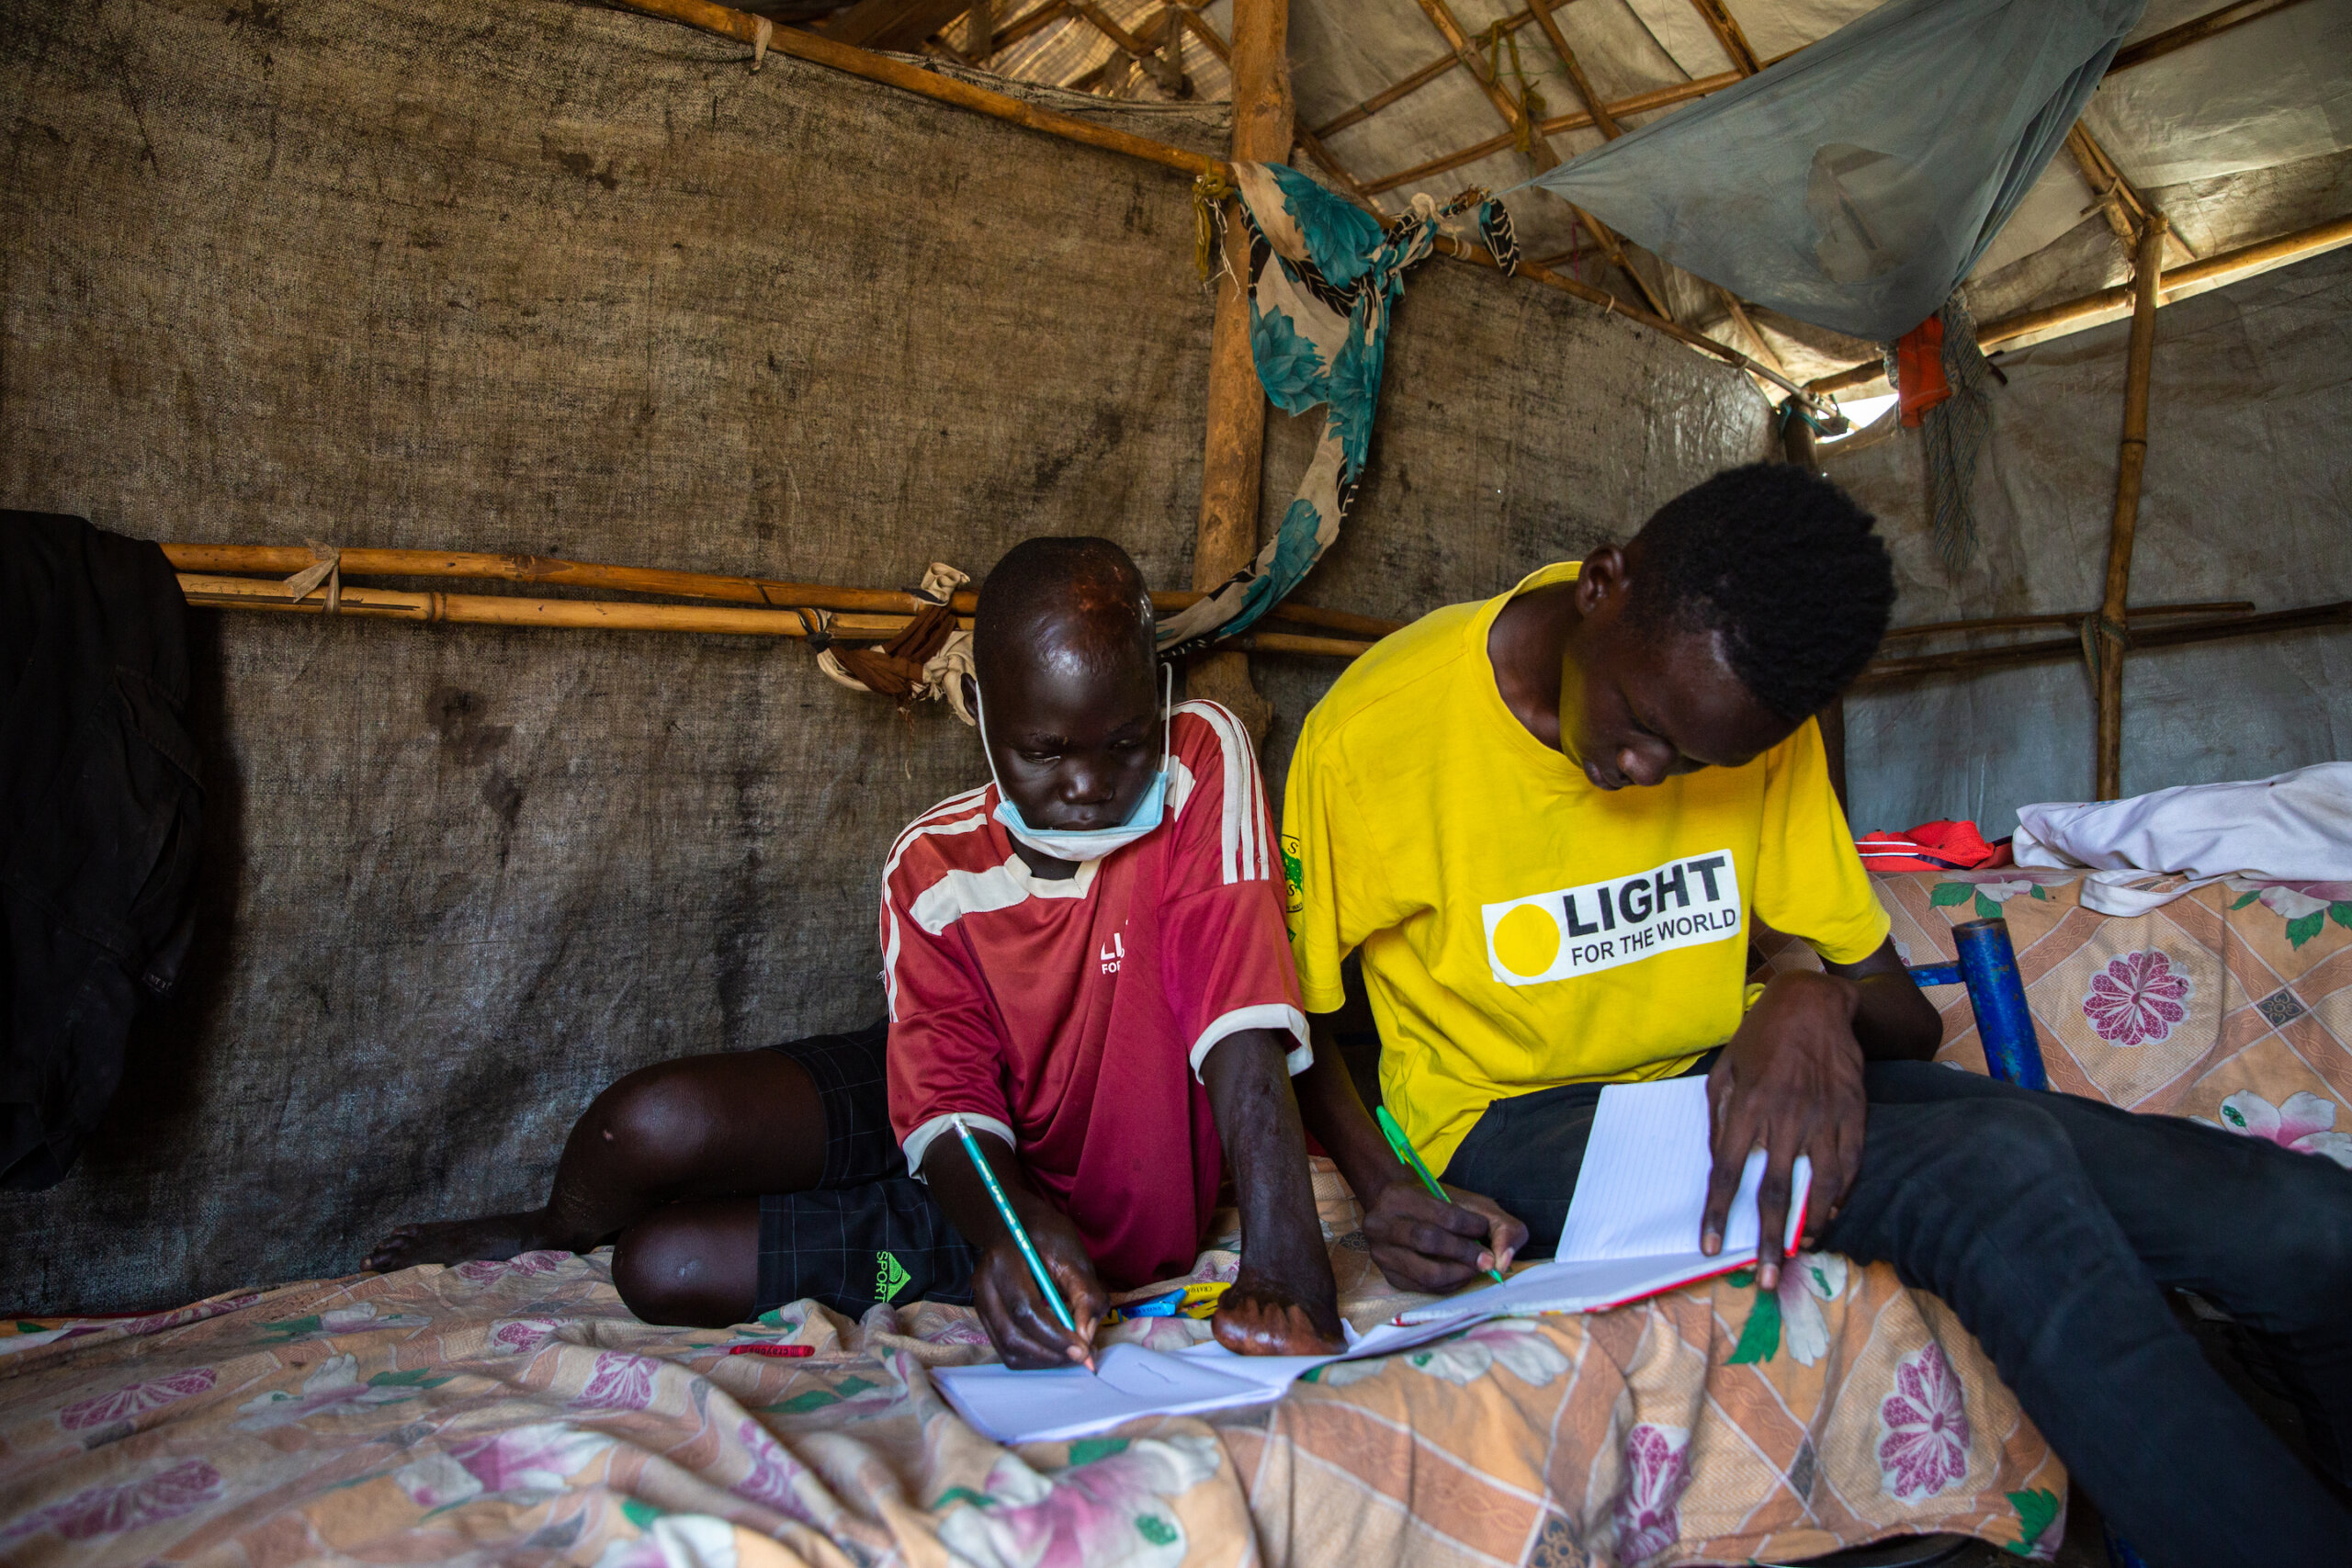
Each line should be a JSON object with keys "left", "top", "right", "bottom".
{"left": 1157, "top": 165, "right": 1515, "bottom": 657}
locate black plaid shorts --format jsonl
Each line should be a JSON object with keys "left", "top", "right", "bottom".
{"left": 754, "top": 1021, "right": 978, "bottom": 1317}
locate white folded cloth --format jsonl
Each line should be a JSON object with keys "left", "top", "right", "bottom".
{"left": 2013, "top": 762, "right": 2352, "bottom": 914}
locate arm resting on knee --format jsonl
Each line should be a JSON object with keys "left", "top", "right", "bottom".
{"left": 1825, "top": 937, "right": 1943, "bottom": 1063}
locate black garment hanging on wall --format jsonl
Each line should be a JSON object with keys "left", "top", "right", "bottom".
{"left": 1, "top": 512, "right": 203, "bottom": 1190}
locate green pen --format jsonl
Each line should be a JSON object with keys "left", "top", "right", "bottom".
{"left": 1375, "top": 1105, "right": 1506, "bottom": 1283}
{"left": 950, "top": 1114, "right": 1087, "bottom": 1351}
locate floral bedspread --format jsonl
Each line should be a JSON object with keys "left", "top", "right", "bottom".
{"left": 0, "top": 1149, "right": 2059, "bottom": 1568}
{"left": 1760, "top": 870, "right": 2352, "bottom": 1167}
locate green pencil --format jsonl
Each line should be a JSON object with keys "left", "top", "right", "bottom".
{"left": 1374, "top": 1105, "right": 1506, "bottom": 1283}
{"left": 950, "top": 1114, "right": 1086, "bottom": 1345}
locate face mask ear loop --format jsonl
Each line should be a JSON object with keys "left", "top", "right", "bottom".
{"left": 1160, "top": 660, "right": 1173, "bottom": 776}
{"left": 973, "top": 680, "right": 1010, "bottom": 804}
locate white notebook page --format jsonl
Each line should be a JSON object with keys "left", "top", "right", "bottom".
{"left": 935, "top": 1345, "right": 1279, "bottom": 1444}
{"left": 1398, "top": 1076, "right": 1810, "bottom": 1324}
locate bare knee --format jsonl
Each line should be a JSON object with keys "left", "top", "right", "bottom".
{"left": 583, "top": 1062, "right": 731, "bottom": 1191}
{"left": 611, "top": 1202, "right": 758, "bottom": 1328}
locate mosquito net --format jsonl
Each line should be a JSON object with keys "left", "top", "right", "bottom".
{"left": 1515, "top": 0, "right": 2148, "bottom": 343}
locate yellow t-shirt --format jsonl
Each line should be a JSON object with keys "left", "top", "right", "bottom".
{"left": 1282, "top": 562, "right": 1890, "bottom": 1171}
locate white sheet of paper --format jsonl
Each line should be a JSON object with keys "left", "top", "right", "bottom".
{"left": 938, "top": 1324, "right": 1460, "bottom": 1444}
{"left": 1397, "top": 1076, "right": 1810, "bottom": 1325}
{"left": 934, "top": 1345, "right": 1283, "bottom": 1444}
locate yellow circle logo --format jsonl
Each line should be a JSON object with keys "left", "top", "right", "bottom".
{"left": 1491, "top": 902, "right": 1561, "bottom": 978}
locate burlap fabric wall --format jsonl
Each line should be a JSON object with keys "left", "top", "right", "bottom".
{"left": 0, "top": 0, "right": 1768, "bottom": 1310}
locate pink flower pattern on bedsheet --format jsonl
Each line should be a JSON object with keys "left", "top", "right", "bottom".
{"left": 0, "top": 1459, "right": 222, "bottom": 1542}
{"left": 58, "top": 1368, "right": 217, "bottom": 1430}
{"left": 936, "top": 1434, "right": 1219, "bottom": 1568}
{"left": 1879, "top": 1344, "right": 1971, "bottom": 1500}
{"left": 2082, "top": 949, "right": 2189, "bottom": 1047}
{"left": 571, "top": 1351, "right": 658, "bottom": 1412}
{"left": 489, "top": 1316, "right": 564, "bottom": 1355}
{"left": 453, "top": 1251, "right": 570, "bottom": 1284}
{"left": 2211, "top": 1090, "right": 2352, "bottom": 1167}
{"left": 1611, "top": 1423, "right": 1692, "bottom": 1565}
{"left": 441, "top": 1422, "right": 612, "bottom": 1497}
{"left": 732, "top": 1417, "right": 823, "bottom": 1524}
{"left": 107, "top": 1293, "right": 263, "bottom": 1341}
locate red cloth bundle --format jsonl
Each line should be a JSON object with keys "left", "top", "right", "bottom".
{"left": 1855, "top": 818, "right": 2012, "bottom": 874}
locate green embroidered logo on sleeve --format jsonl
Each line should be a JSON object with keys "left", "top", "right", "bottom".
{"left": 875, "top": 1249, "right": 911, "bottom": 1303}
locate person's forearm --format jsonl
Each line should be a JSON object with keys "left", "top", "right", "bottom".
{"left": 924, "top": 1127, "right": 1041, "bottom": 1254}
{"left": 1201, "top": 1030, "right": 1324, "bottom": 1252}
{"left": 1291, "top": 1021, "right": 1407, "bottom": 1205}
{"left": 1815, "top": 938, "right": 1943, "bottom": 1063}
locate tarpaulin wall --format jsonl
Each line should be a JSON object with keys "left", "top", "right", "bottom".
{"left": 1831, "top": 244, "right": 2352, "bottom": 840}
{"left": 0, "top": 0, "right": 1770, "bottom": 1309}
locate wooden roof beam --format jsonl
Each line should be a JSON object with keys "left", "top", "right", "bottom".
{"left": 1686, "top": 0, "right": 1760, "bottom": 74}
{"left": 989, "top": 0, "right": 1075, "bottom": 53}
{"left": 817, "top": 0, "right": 976, "bottom": 51}
{"left": 1808, "top": 211, "right": 2352, "bottom": 394}
{"left": 1360, "top": 69, "right": 1744, "bottom": 194}
{"left": 2109, "top": 0, "right": 2315, "bottom": 73}
{"left": 1409, "top": 0, "right": 1676, "bottom": 321}
{"left": 613, "top": 0, "right": 1222, "bottom": 173}
{"left": 1525, "top": 0, "right": 1618, "bottom": 137}
{"left": 1309, "top": 11, "right": 1537, "bottom": 141}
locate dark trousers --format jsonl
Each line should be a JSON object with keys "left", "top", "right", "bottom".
{"left": 1442, "top": 1058, "right": 2352, "bottom": 1568}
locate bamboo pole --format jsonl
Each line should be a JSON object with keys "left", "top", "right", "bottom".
{"left": 1310, "top": 11, "right": 1536, "bottom": 140}
{"left": 1360, "top": 71, "right": 1745, "bottom": 196}
{"left": 1436, "top": 237, "right": 1820, "bottom": 403}
{"left": 1526, "top": 0, "right": 1617, "bottom": 137}
{"left": 1187, "top": 0, "right": 1291, "bottom": 737}
{"left": 1410, "top": 0, "right": 1679, "bottom": 321}
{"left": 1686, "top": 0, "right": 1760, "bottom": 74}
{"left": 2095, "top": 215, "right": 2167, "bottom": 799}
{"left": 176, "top": 572, "right": 933, "bottom": 637}
{"left": 2109, "top": 0, "right": 2315, "bottom": 73}
{"left": 1881, "top": 602, "right": 2252, "bottom": 641}
{"left": 1222, "top": 630, "right": 1377, "bottom": 659}
{"left": 605, "top": 0, "right": 1220, "bottom": 177}
{"left": 1809, "top": 213, "right": 2352, "bottom": 396}
{"left": 1855, "top": 601, "right": 2352, "bottom": 686}
{"left": 158, "top": 543, "right": 1406, "bottom": 637}
{"left": 182, "top": 565, "right": 2337, "bottom": 675}
{"left": 992, "top": 0, "right": 1072, "bottom": 52}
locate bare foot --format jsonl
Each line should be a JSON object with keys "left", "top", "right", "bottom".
{"left": 1211, "top": 1272, "right": 1347, "bottom": 1357}
{"left": 363, "top": 1210, "right": 562, "bottom": 1274}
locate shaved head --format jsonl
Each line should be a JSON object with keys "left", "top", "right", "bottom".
{"left": 967, "top": 537, "right": 1164, "bottom": 866}
{"left": 973, "top": 536, "right": 1156, "bottom": 689}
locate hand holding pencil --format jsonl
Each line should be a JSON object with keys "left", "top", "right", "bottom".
{"left": 943, "top": 1115, "right": 1106, "bottom": 1372}
{"left": 1351, "top": 1106, "right": 1528, "bottom": 1293}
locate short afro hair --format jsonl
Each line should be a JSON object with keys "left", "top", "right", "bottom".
{"left": 973, "top": 536, "right": 1155, "bottom": 678}
{"left": 1625, "top": 464, "right": 1894, "bottom": 722}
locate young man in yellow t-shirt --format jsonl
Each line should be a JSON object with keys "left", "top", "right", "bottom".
{"left": 1284, "top": 464, "right": 2352, "bottom": 1565}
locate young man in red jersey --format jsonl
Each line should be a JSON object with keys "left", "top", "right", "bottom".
{"left": 368, "top": 536, "right": 1342, "bottom": 1367}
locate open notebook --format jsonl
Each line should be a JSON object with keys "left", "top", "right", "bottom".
{"left": 934, "top": 1076, "right": 1810, "bottom": 1444}
{"left": 933, "top": 1321, "right": 1457, "bottom": 1444}
{"left": 1395, "top": 1073, "right": 1810, "bottom": 1323}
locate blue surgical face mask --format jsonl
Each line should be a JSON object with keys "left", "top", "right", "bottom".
{"left": 977, "top": 662, "right": 1171, "bottom": 864}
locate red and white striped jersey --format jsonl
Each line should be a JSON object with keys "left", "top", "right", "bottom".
{"left": 879, "top": 699, "right": 1308, "bottom": 1288}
